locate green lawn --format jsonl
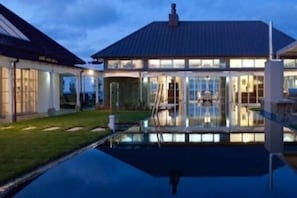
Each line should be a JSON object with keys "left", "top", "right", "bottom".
{"left": 0, "top": 110, "right": 150, "bottom": 185}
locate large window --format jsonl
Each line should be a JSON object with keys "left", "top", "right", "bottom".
{"left": 148, "top": 59, "right": 185, "bottom": 69}
{"left": 188, "top": 77, "right": 220, "bottom": 102}
{"left": 107, "top": 59, "right": 143, "bottom": 69}
{"left": 284, "top": 59, "right": 297, "bottom": 68}
{"left": 0, "top": 67, "right": 9, "bottom": 116}
{"left": 230, "top": 58, "right": 266, "bottom": 68}
{"left": 16, "top": 69, "right": 38, "bottom": 114}
{"left": 231, "top": 75, "right": 264, "bottom": 105}
{"left": 189, "top": 59, "right": 226, "bottom": 68}
{"left": 1, "top": 67, "right": 38, "bottom": 116}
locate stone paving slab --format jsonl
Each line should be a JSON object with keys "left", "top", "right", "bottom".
{"left": 42, "top": 127, "right": 60, "bottom": 131}
{"left": 23, "top": 126, "right": 37, "bottom": 131}
{"left": 90, "top": 127, "right": 106, "bottom": 132}
{"left": 0, "top": 126, "right": 14, "bottom": 130}
{"left": 67, "top": 127, "right": 84, "bottom": 132}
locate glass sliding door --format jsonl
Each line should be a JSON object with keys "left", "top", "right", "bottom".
{"left": 188, "top": 76, "right": 220, "bottom": 104}
{"left": 232, "top": 74, "right": 263, "bottom": 105}
{"left": 0, "top": 67, "right": 9, "bottom": 117}
{"left": 187, "top": 75, "right": 223, "bottom": 127}
{"left": 148, "top": 75, "right": 183, "bottom": 106}
{"left": 16, "top": 69, "right": 37, "bottom": 114}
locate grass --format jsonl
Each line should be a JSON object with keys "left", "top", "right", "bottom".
{"left": 0, "top": 110, "right": 151, "bottom": 185}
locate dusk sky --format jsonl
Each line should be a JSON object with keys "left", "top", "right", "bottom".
{"left": 2, "top": 0, "right": 297, "bottom": 64}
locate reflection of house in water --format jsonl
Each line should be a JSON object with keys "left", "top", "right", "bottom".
{"left": 91, "top": 3, "right": 297, "bottom": 113}
{"left": 98, "top": 143, "right": 285, "bottom": 195}
{"left": 98, "top": 117, "right": 297, "bottom": 194}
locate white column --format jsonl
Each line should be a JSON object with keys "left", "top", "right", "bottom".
{"left": 48, "top": 71, "right": 56, "bottom": 115}
{"left": 265, "top": 118, "right": 283, "bottom": 153}
{"left": 50, "top": 71, "right": 54, "bottom": 108}
{"left": 228, "top": 72, "right": 232, "bottom": 128}
{"left": 8, "top": 67, "right": 13, "bottom": 122}
{"left": 75, "top": 72, "right": 82, "bottom": 111}
{"left": 264, "top": 60, "right": 283, "bottom": 118}
{"left": 255, "top": 74, "right": 259, "bottom": 104}
{"left": 247, "top": 74, "right": 250, "bottom": 105}
{"left": 183, "top": 74, "right": 187, "bottom": 127}
{"left": 228, "top": 72, "right": 232, "bottom": 104}
{"left": 95, "top": 77, "right": 99, "bottom": 105}
{"left": 139, "top": 72, "right": 143, "bottom": 104}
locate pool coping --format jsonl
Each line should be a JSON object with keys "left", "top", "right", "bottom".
{"left": 0, "top": 132, "right": 117, "bottom": 198}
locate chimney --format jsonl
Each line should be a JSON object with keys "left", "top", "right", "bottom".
{"left": 169, "top": 3, "right": 179, "bottom": 26}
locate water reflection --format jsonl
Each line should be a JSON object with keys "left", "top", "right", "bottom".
{"left": 147, "top": 103, "right": 264, "bottom": 133}
{"left": 99, "top": 116, "right": 297, "bottom": 195}
{"left": 12, "top": 110, "right": 297, "bottom": 198}
{"left": 98, "top": 144, "right": 283, "bottom": 195}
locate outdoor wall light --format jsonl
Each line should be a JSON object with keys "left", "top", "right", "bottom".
{"left": 46, "top": 71, "right": 50, "bottom": 85}
{"left": 186, "top": 118, "right": 189, "bottom": 128}
{"left": 144, "top": 120, "right": 148, "bottom": 128}
{"left": 87, "top": 69, "right": 94, "bottom": 75}
{"left": 226, "top": 118, "right": 230, "bottom": 127}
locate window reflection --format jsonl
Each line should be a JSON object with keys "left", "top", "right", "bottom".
{"left": 107, "top": 59, "right": 143, "bottom": 69}
{"left": 284, "top": 59, "right": 297, "bottom": 68}
{"left": 189, "top": 59, "right": 226, "bottom": 68}
{"left": 230, "top": 58, "right": 266, "bottom": 68}
{"left": 148, "top": 59, "right": 185, "bottom": 69}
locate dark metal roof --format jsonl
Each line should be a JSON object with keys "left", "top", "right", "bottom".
{"left": 92, "top": 21, "right": 295, "bottom": 59}
{"left": 0, "top": 4, "right": 85, "bottom": 66}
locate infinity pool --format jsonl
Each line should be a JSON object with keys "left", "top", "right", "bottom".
{"left": 15, "top": 146, "right": 297, "bottom": 198}
{"left": 12, "top": 142, "right": 297, "bottom": 198}
{"left": 10, "top": 108, "right": 297, "bottom": 198}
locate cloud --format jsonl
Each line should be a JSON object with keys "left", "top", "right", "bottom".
{"left": 41, "top": 24, "right": 87, "bottom": 41}
{"left": 2, "top": 0, "right": 297, "bottom": 62}
{"left": 2, "top": 0, "right": 120, "bottom": 30}
{"left": 63, "top": 0, "right": 120, "bottom": 29}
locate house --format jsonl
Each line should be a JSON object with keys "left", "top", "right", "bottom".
{"left": 0, "top": 4, "right": 87, "bottom": 122}
{"left": 91, "top": 4, "right": 297, "bottom": 127}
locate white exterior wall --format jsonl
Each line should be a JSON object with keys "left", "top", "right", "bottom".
{"left": 264, "top": 60, "right": 283, "bottom": 115}
{"left": 55, "top": 74, "right": 60, "bottom": 111}
{"left": 37, "top": 71, "right": 60, "bottom": 113}
{"left": 264, "top": 118, "right": 283, "bottom": 153}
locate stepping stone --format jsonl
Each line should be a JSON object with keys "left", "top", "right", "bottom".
{"left": 43, "top": 126, "right": 60, "bottom": 131}
{"left": 90, "top": 127, "right": 106, "bottom": 132}
{"left": 67, "top": 127, "right": 83, "bottom": 132}
{"left": 0, "top": 126, "right": 14, "bottom": 130}
{"left": 23, "top": 126, "right": 37, "bottom": 130}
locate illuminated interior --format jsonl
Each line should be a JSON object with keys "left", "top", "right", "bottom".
{"left": 0, "top": 67, "right": 37, "bottom": 116}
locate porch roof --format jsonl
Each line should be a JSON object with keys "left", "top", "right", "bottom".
{"left": 277, "top": 41, "right": 297, "bottom": 58}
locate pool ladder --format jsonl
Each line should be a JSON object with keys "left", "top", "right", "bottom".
{"left": 151, "top": 84, "right": 163, "bottom": 146}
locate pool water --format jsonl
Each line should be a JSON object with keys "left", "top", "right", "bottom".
{"left": 11, "top": 107, "right": 297, "bottom": 198}
{"left": 14, "top": 143, "right": 297, "bottom": 198}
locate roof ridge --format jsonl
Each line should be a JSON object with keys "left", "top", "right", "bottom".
{"left": 0, "top": 3, "right": 85, "bottom": 65}
{"left": 91, "top": 20, "right": 295, "bottom": 59}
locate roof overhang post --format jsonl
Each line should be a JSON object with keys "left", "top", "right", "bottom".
{"left": 75, "top": 70, "right": 84, "bottom": 112}
{"left": 11, "top": 58, "right": 19, "bottom": 123}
